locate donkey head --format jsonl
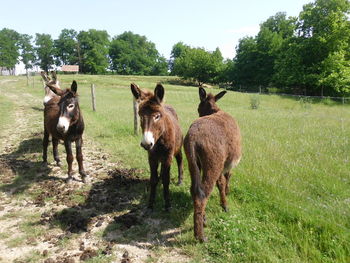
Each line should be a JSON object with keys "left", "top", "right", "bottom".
{"left": 55, "top": 81, "right": 80, "bottom": 135}
{"left": 131, "top": 83, "right": 166, "bottom": 150}
{"left": 198, "top": 87, "right": 227, "bottom": 117}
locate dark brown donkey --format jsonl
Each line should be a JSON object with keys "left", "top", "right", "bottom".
{"left": 43, "top": 80, "right": 88, "bottom": 183}
{"left": 131, "top": 83, "right": 183, "bottom": 211}
{"left": 184, "top": 87, "right": 241, "bottom": 242}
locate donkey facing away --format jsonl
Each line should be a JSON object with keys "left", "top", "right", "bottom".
{"left": 184, "top": 87, "right": 242, "bottom": 242}
{"left": 43, "top": 80, "right": 88, "bottom": 183}
{"left": 131, "top": 83, "right": 183, "bottom": 212}
{"left": 40, "top": 71, "right": 61, "bottom": 105}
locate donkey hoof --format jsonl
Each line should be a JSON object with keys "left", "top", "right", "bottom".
{"left": 223, "top": 206, "right": 229, "bottom": 213}
{"left": 143, "top": 207, "right": 153, "bottom": 216}
{"left": 177, "top": 180, "right": 183, "bottom": 186}
{"left": 200, "top": 236, "right": 208, "bottom": 243}
{"left": 82, "top": 175, "right": 90, "bottom": 184}
{"left": 196, "top": 235, "right": 208, "bottom": 243}
{"left": 66, "top": 177, "right": 73, "bottom": 184}
{"left": 164, "top": 206, "right": 172, "bottom": 213}
{"left": 56, "top": 161, "right": 61, "bottom": 167}
{"left": 42, "top": 161, "right": 48, "bottom": 166}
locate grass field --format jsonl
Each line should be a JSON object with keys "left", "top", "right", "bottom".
{"left": 0, "top": 74, "right": 349, "bottom": 262}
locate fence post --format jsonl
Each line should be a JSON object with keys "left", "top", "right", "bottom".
{"left": 133, "top": 98, "right": 140, "bottom": 135}
{"left": 91, "top": 84, "right": 96, "bottom": 111}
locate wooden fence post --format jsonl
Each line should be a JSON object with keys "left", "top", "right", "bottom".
{"left": 133, "top": 98, "right": 139, "bottom": 135}
{"left": 91, "top": 84, "right": 96, "bottom": 111}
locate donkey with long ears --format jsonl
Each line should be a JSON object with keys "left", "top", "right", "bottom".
{"left": 43, "top": 80, "right": 88, "bottom": 183}
{"left": 131, "top": 83, "right": 183, "bottom": 211}
{"left": 40, "top": 71, "right": 61, "bottom": 105}
{"left": 184, "top": 87, "right": 241, "bottom": 242}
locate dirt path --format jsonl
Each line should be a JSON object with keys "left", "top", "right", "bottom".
{"left": 0, "top": 80, "right": 190, "bottom": 263}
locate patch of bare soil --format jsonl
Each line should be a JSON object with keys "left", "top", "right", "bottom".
{"left": 0, "top": 84, "right": 191, "bottom": 263}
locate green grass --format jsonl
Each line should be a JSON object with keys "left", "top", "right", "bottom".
{"left": 0, "top": 75, "right": 349, "bottom": 262}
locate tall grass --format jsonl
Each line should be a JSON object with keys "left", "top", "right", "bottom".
{"left": 1, "top": 75, "right": 349, "bottom": 262}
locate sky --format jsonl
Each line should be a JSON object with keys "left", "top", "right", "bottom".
{"left": 1, "top": 0, "right": 312, "bottom": 59}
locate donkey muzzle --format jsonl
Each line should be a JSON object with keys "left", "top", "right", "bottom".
{"left": 140, "top": 131, "right": 155, "bottom": 150}
{"left": 57, "top": 116, "right": 70, "bottom": 134}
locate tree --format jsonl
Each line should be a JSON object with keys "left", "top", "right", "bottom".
{"left": 54, "top": 29, "right": 79, "bottom": 66}
{"left": 35, "top": 33, "right": 54, "bottom": 72}
{"left": 273, "top": 0, "right": 350, "bottom": 95}
{"left": 18, "top": 34, "right": 35, "bottom": 74}
{"left": 229, "top": 13, "right": 296, "bottom": 91}
{"left": 109, "top": 31, "right": 167, "bottom": 75}
{"left": 230, "top": 37, "right": 259, "bottom": 89}
{"left": 173, "top": 46, "right": 224, "bottom": 86}
{"left": 169, "top": 42, "right": 190, "bottom": 74}
{"left": 77, "top": 29, "right": 110, "bottom": 74}
{"left": 0, "top": 28, "right": 20, "bottom": 74}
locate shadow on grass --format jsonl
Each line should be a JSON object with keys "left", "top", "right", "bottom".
{"left": 0, "top": 133, "right": 61, "bottom": 194}
{"left": 52, "top": 168, "right": 192, "bottom": 247}
{"left": 31, "top": 106, "right": 44, "bottom": 112}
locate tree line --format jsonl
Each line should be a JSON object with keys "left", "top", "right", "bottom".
{"left": 0, "top": 0, "right": 349, "bottom": 96}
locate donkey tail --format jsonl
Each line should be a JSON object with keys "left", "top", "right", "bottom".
{"left": 184, "top": 136, "right": 205, "bottom": 199}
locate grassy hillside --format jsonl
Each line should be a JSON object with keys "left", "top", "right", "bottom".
{"left": 0, "top": 74, "right": 349, "bottom": 262}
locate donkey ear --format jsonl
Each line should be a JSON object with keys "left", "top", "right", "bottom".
{"left": 41, "top": 71, "right": 50, "bottom": 82}
{"left": 71, "top": 80, "right": 78, "bottom": 93}
{"left": 214, "top": 91, "right": 227, "bottom": 102}
{"left": 199, "top": 87, "right": 207, "bottom": 102}
{"left": 154, "top": 83, "right": 164, "bottom": 103}
{"left": 46, "top": 83, "right": 65, "bottom": 96}
{"left": 51, "top": 71, "right": 57, "bottom": 82}
{"left": 131, "top": 83, "right": 142, "bottom": 100}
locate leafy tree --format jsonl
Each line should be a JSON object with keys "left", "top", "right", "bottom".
{"left": 109, "top": 31, "right": 167, "bottom": 75}
{"left": 230, "top": 13, "right": 296, "bottom": 91}
{"left": 230, "top": 36, "right": 260, "bottom": 89}
{"left": 18, "top": 34, "right": 35, "bottom": 74}
{"left": 77, "top": 29, "right": 110, "bottom": 74}
{"left": 274, "top": 0, "right": 350, "bottom": 95}
{"left": 54, "top": 29, "right": 79, "bottom": 66}
{"left": 35, "top": 33, "right": 54, "bottom": 72}
{"left": 173, "top": 46, "right": 224, "bottom": 85}
{"left": 0, "top": 28, "right": 20, "bottom": 74}
{"left": 169, "top": 42, "right": 190, "bottom": 74}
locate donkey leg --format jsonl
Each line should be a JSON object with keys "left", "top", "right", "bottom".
{"left": 193, "top": 196, "right": 209, "bottom": 242}
{"left": 148, "top": 156, "right": 159, "bottom": 210}
{"left": 217, "top": 174, "right": 228, "bottom": 212}
{"left": 52, "top": 137, "right": 61, "bottom": 166}
{"left": 160, "top": 163, "right": 171, "bottom": 211}
{"left": 224, "top": 172, "right": 231, "bottom": 195}
{"left": 64, "top": 140, "right": 74, "bottom": 183}
{"left": 175, "top": 151, "right": 183, "bottom": 185}
{"left": 193, "top": 170, "right": 217, "bottom": 242}
{"left": 42, "top": 130, "right": 49, "bottom": 164}
{"left": 76, "top": 137, "right": 88, "bottom": 183}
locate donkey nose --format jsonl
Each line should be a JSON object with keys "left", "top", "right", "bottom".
{"left": 140, "top": 141, "right": 153, "bottom": 150}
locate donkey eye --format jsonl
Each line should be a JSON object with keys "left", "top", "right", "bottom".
{"left": 154, "top": 114, "right": 161, "bottom": 121}
{"left": 68, "top": 104, "right": 75, "bottom": 109}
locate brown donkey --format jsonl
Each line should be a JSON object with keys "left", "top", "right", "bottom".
{"left": 131, "top": 83, "right": 183, "bottom": 211}
{"left": 40, "top": 71, "right": 61, "bottom": 105}
{"left": 184, "top": 87, "right": 241, "bottom": 242}
{"left": 43, "top": 80, "right": 88, "bottom": 183}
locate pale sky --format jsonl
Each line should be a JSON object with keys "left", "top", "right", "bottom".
{"left": 1, "top": 0, "right": 312, "bottom": 59}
